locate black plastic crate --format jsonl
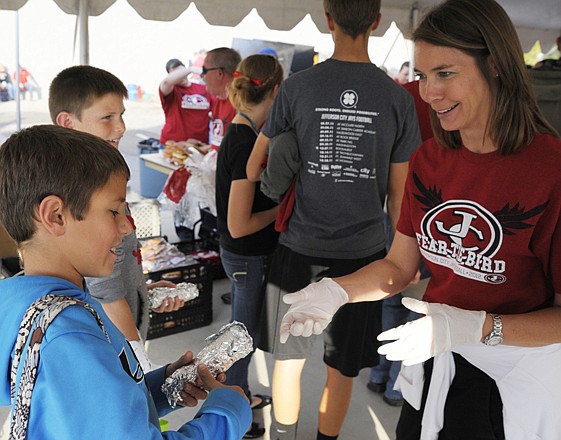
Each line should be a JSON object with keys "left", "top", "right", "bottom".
{"left": 177, "top": 240, "right": 226, "bottom": 280}
{"left": 144, "top": 260, "right": 210, "bottom": 284}
{"left": 147, "top": 303, "right": 213, "bottom": 339}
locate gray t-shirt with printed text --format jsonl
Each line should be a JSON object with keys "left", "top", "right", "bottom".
{"left": 262, "top": 59, "right": 421, "bottom": 259}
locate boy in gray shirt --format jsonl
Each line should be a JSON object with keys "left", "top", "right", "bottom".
{"left": 246, "top": 1, "right": 421, "bottom": 438}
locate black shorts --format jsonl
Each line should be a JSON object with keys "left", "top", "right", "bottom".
{"left": 257, "top": 244, "right": 385, "bottom": 377}
{"left": 396, "top": 353, "right": 505, "bottom": 440}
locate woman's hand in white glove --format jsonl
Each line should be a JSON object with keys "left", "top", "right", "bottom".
{"left": 377, "top": 297, "right": 486, "bottom": 366}
{"left": 279, "top": 278, "right": 349, "bottom": 343}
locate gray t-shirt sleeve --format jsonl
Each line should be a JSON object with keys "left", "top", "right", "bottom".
{"left": 85, "top": 241, "right": 127, "bottom": 303}
{"left": 390, "top": 93, "right": 422, "bottom": 163}
{"left": 261, "top": 130, "right": 300, "bottom": 202}
{"left": 262, "top": 82, "right": 293, "bottom": 139}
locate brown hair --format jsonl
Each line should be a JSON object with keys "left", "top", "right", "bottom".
{"left": 323, "top": 0, "right": 381, "bottom": 39}
{"left": 413, "top": 0, "right": 558, "bottom": 154}
{"left": 228, "top": 54, "right": 284, "bottom": 111}
{"left": 0, "top": 125, "right": 130, "bottom": 245}
{"left": 48, "top": 65, "right": 128, "bottom": 122}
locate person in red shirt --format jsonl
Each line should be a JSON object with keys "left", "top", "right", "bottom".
{"left": 394, "top": 61, "right": 410, "bottom": 85}
{"left": 16, "top": 66, "right": 42, "bottom": 101}
{"left": 159, "top": 58, "right": 211, "bottom": 145}
{"left": 201, "top": 48, "right": 241, "bottom": 151}
{"left": 279, "top": 0, "right": 561, "bottom": 438}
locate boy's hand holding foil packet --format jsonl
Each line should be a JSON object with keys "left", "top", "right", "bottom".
{"left": 162, "top": 321, "right": 253, "bottom": 407}
{"left": 148, "top": 282, "right": 199, "bottom": 309}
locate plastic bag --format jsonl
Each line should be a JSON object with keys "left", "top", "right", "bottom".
{"left": 175, "top": 149, "right": 217, "bottom": 229}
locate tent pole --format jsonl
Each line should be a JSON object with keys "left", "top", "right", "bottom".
{"left": 15, "top": 10, "right": 21, "bottom": 131}
{"left": 409, "top": 3, "right": 419, "bottom": 82}
{"left": 79, "top": 0, "right": 89, "bottom": 65}
{"left": 380, "top": 30, "right": 402, "bottom": 68}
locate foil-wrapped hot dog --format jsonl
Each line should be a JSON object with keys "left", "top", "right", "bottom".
{"left": 162, "top": 321, "right": 253, "bottom": 407}
{"left": 148, "top": 282, "right": 199, "bottom": 309}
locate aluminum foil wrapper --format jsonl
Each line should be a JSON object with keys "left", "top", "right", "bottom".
{"left": 148, "top": 282, "right": 199, "bottom": 309}
{"left": 162, "top": 321, "right": 253, "bottom": 407}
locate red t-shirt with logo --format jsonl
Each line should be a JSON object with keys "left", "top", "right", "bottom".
{"left": 209, "top": 97, "right": 236, "bottom": 149}
{"left": 397, "top": 135, "right": 561, "bottom": 314}
{"left": 159, "top": 82, "right": 211, "bottom": 144}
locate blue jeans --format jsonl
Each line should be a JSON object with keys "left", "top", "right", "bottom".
{"left": 369, "top": 293, "right": 417, "bottom": 399}
{"left": 220, "top": 247, "right": 272, "bottom": 399}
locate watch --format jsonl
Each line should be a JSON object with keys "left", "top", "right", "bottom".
{"left": 483, "top": 314, "right": 503, "bottom": 346}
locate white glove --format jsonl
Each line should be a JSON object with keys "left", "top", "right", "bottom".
{"left": 377, "top": 297, "right": 486, "bottom": 366}
{"left": 280, "top": 278, "right": 349, "bottom": 343}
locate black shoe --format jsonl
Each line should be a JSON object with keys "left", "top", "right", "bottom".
{"left": 251, "top": 393, "right": 272, "bottom": 409}
{"left": 366, "top": 380, "right": 386, "bottom": 393}
{"left": 383, "top": 394, "right": 404, "bottom": 407}
{"left": 221, "top": 292, "right": 231, "bottom": 305}
{"left": 243, "top": 422, "right": 265, "bottom": 438}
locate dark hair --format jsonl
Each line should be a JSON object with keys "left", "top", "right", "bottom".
{"left": 228, "top": 55, "right": 284, "bottom": 111}
{"left": 323, "top": 0, "right": 381, "bottom": 39}
{"left": 0, "top": 125, "right": 130, "bottom": 246}
{"left": 399, "top": 61, "right": 410, "bottom": 71}
{"left": 49, "top": 65, "right": 128, "bottom": 122}
{"left": 166, "top": 58, "right": 184, "bottom": 73}
{"left": 206, "top": 48, "right": 242, "bottom": 78}
{"left": 413, "top": 0, "right": 558, "bottom": 154}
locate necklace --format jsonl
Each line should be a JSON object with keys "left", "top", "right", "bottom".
{"left": 238, "top": 112, "right": 260, "bottom": 135}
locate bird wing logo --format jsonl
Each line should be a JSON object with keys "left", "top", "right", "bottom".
{"left": 412, "top": 172, "right": 547, "bottom": 284}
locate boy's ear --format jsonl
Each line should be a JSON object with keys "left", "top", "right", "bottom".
{"left": 37, "top": 195, "right": 67, "bottom": 237}
{"left": 56, "top": 112, "right": 75, "bottom": 129}
{"left": 371, "top": 13, "right": 382, "bottom": 32}
{"left": 325, "top": 12, "right": 335, "bottom": 32}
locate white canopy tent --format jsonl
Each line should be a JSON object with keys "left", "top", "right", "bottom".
{"left": 0, "top": 0, "right": 559, "bottom": 130}
{"left": 1, "top": 0, "right": 559, "bottom": 61}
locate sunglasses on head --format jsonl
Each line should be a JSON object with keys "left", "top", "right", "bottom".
{"left": 201, "top": 66, "right": 224, "bottom": 75}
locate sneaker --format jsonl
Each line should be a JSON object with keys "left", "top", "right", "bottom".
{"left": 366, "top": 380, "right": 386, "bottom": 393}
{"left": 243, "top": 422, "right": 266, "bottom": 438}
{"left": 383, "top": 394, "right": 404, "bottom": 407}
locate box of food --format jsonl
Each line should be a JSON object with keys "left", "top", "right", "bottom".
{"left": 141, "top": 237, "right": 211, "bottom": 283}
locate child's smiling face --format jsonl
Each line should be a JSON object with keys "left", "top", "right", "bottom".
{"left": 71, "top": 93, "right": 126, "bottom": 148}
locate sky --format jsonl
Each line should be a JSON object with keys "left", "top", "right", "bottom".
{"left": 0, "top": 0, "right": 412, "bottom": 99}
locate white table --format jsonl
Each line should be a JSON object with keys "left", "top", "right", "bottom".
{"left": 140, "top": 153, "right": 181, "bottom": 176}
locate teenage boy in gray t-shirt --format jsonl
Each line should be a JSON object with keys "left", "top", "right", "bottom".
{"left": 246, "top": 1, "right": 421, "bottom": 438}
